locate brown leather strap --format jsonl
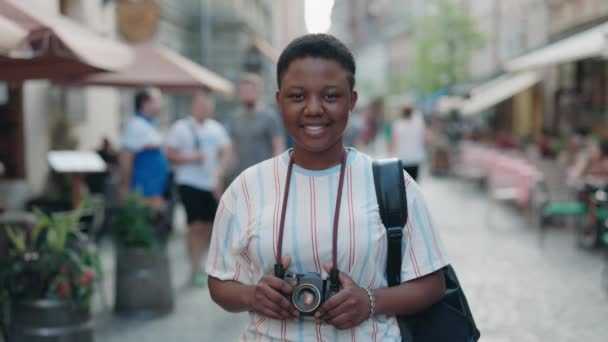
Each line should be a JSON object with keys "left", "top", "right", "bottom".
{"left": 275, "top": 149, "right": 348, "bottom": 273}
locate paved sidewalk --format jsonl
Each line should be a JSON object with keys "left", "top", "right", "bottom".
{"left": 93, "top": 175, "right": 608, "bottom": 341}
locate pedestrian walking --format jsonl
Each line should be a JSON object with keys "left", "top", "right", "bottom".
{"left": 119, "top": 87, "right": 170, "bottom": 211}
{"left": 224, "top": 73, "right": 286, "bottom": 180}
{"left": 166, "top": 91, "right": 232, "bottom": 287}
{"left": 389, "top": 106, "right": 426, "bottom": 181}
{"left": 206, "top": 33, "right": 448, "bottom": 341}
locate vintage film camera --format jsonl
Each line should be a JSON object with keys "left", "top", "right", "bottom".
{"left": 283, "top": 272, "right": 339, "bottom": 315}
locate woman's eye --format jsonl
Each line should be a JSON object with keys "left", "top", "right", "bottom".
{"left": 325, "top": 93, "right": 339, "bottom": 101}
{"left": 289, "top": 94, "right": 304, "bottom": 101}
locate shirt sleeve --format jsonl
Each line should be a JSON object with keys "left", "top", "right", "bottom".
{"left": 400, "top": 173, "right": 449, "bottom": 283}
{"left": 216, "top": 123, "right": 231, "bottom": 147}
{"left": 205, "top": 178, "right": 253, "bottom": 284}
{"left": 121, "top": 119, "right": 146, "bottom": 152}
{"left": 165, "top": 121, "right": 182, "bottom": 149}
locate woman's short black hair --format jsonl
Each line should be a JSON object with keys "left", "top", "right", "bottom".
{"left": 134, "top": 89, "right": 152, "bottom": 111}
{"left": 276, "top": 34, "right": 356, "bottom": 90}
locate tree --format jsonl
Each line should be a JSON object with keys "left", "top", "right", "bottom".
{"left": 409, "top": 0, "right": 484, "bottom": 96}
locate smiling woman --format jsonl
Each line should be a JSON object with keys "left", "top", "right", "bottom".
{"left": 206, "top": 34, "right": 449, "bottom": 342}
{"left": 305, "top": 0, "right": 335, "bottom": 33}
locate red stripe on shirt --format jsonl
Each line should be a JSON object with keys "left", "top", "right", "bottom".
{"left": 281, "top": 320, "right": 286, "bottom": 340}
{"left": 316, "top": 322, "right": 322, "bottom": 342}
{"left": 254, "top": 317, "right": 266, "bottom": 330}
{"left": 406, "top": 219, "right": 421, "bottom": 277}
{"left": 351, "top": 327, "right": 356, "bottom": 342}
{"left": 310, "top": 177, "right": 321, "bottom": 273}
{"left": 233, "top": 262, "right": 241, "bottom": 281}
{"left": 241, "top": 176, "right": 252, "bottom": 225}
{"left": 272, "top": 158, "right": 280, "bottom": 261}
{"left": 240, "top": 251, "right": 253, "bottom": 264}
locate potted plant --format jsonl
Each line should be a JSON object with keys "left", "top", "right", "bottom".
{"left": 0, "top": 206, "right": 100, "bottom": 342}
{"left": 111, "top": 192, "right": 173, "bottom": 318}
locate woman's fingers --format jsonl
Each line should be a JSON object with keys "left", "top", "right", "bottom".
{"left": 254, "top": 279, "right": 298, "bottom": 319}
{"left": 325, "top": 311, "right": 355, "bottom": 330}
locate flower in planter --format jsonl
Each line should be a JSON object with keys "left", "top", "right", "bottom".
{"left": 0, "top": 202, "right": 102, "bottom": 307}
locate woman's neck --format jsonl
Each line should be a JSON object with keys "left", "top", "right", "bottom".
{"left": 291, "top": 142, "right": 346, "bottom": 170}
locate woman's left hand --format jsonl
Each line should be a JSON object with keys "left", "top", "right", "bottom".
{"left": 314, "top": 263, "right": 371, "bottom": 330}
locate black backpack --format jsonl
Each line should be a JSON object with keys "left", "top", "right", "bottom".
{"left": 372, "top": 159, "right": 480, "bottom": 342}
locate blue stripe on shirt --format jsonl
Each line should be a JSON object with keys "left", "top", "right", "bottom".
{"left": 356, "top": 159, "right": 373, "bottom": 284}
{"left": 412, "top": 197, "right": 436, "bottom": 270}
{"left": 290, "top": 174, "right": 304, "bottom": 274}
{"left": 222, "top": 215, "right": 235, "bottom": 271}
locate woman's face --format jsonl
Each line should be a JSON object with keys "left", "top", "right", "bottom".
{"left": 276, "top": 57, "right": 357, "bottom": 154}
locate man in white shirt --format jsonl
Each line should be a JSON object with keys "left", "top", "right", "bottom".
{"left": 389, "top": 106, "right": 426, "bottom": 180}
{"left": 166, "top": 91, "right": 232, "bottom": 287}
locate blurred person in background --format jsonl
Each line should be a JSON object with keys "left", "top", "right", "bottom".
{"left": 225, "top": 73, "right": 285, "bottom": 181}
{"left": 86, "top": 137, "right": 118, "bottom": 195}
{"left": 119, "top": 87, "right": 170, "bottom": 211}
{"left": 568, "top": 139, "right": 608, "bottom": 185}
{"left": 389, "top": 105, "right": 426, "bottom": 181}
{"left": 166, "top": 91, "right": 232, "bottom": 287}
{"left": 360, "top": 98, "right": 385, "bottom": 153}
{"left": 342, "top": 109, "right": 364, "bottom": 148}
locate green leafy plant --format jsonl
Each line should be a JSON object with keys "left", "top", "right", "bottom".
{"left": 409, "top": 0, "right": 485, "bottom": 96}
{"left": 0, "top": 204, "right": 101, "bottom": 307}
{"left": 111, "top": 192, "right": 161, "bottom": 249}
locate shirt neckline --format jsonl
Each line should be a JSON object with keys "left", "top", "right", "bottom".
{"left": 280, "top": 147, "right": 357, "bottom": 177}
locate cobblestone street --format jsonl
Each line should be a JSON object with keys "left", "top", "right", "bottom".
{"left": 94, "top": 175, "right": 608, "bottom": 342}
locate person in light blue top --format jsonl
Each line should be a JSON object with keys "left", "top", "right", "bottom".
{"left": 119, "top": 87, "right": 169, "bottom": 210}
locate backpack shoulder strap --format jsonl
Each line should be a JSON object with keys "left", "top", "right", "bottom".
{"left": 372, "top": 158, "right": 407, "bottom": 287}
{"left": 187, "top": 118, "right": 202, "bottom": 150}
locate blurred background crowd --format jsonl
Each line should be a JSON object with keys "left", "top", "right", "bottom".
{"left": 1, "top": 0, "right": 608, "bottom": 341}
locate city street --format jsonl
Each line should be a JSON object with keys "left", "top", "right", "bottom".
{"left": 93, "top": 174, "right": 608, "bottom": 342}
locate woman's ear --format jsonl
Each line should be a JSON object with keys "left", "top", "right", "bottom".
{"left": 275, "top": 90, "right": 280, "bottom": 107}
{"left": 349, "top": 90, "right": 358, "bottom": 111}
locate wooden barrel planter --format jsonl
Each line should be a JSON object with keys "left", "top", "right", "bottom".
{"left": 9, "top": 299, "right": 93, "bottom": 342}
{"left": 114, "top": 247, "right": 174, "bottom": 318}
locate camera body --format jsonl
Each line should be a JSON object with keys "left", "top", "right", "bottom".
{"left": 283, "top": 272, "right": 339, "bottom": 315}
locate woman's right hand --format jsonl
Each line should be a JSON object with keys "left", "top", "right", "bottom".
{"left": 250, "top": 256, "right": 299, "bottom": 320}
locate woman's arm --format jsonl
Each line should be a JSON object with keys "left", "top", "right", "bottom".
{"left": 208, "top": 256, "right": 299, "bottom": 320}
{"left": 374, "top": 270, "right": 445, "bottom": 316}
{"left": 208, "top": 277, "right": 254, "bottom": 313}
{"left": 316, "top": 266, "right": 445, "bottom": 330}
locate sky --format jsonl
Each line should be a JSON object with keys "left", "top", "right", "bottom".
{"left": 305, "top": 0, "right": 335, "bottom": 33}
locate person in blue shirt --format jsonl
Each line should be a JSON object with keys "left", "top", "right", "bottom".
{"left": 119, "top": 87, "right": 170, "bottom": 211}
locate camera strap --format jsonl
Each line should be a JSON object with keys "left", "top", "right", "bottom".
{"left": 274, "top": 148, "right": 348, "bottom": 284}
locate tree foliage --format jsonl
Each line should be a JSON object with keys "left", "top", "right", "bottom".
{"left": 410, "top": 0, "right": 484, "bottom": 96}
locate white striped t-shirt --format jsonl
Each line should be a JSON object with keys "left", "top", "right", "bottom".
{"left": 206, "top": 148, "right": 449, "bottom": 341}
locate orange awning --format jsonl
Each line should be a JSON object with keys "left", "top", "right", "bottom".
{"left": 0, "top": 0, "right": 134, "bottom": 81}
{"left": 70, "top": 43, "right": 234, "bottom": 96}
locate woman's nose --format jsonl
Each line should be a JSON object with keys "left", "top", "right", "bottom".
{"left": 304, "top": 97, "right": 322, "bottom": 116}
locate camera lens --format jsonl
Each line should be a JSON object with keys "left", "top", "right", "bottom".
{"left": 291, "top": 284, "right": 321, "bottom": 313}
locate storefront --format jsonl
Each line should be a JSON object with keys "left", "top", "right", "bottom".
{"left": 0, "top": 0, "right": 134, "bottom": 209}
{"left": 459, "top": 71, "right": 543, "bottom": 142}
{"left": 507, "top": 20, "right": 608, "bottom": 137}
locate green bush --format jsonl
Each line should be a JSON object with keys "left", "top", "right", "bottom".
{"left": 111, "top": 193, "right": 161, "bottom": 249}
